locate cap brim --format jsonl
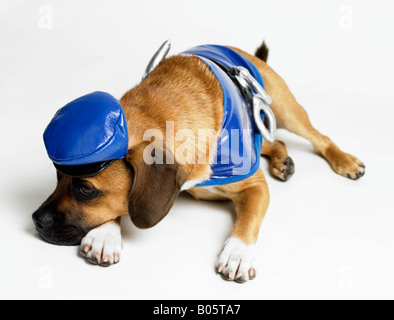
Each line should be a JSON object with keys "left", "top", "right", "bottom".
{"left": 54, "top": 160, "right": 115, "bottom": 178}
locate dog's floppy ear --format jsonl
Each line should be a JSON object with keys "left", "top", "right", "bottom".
{"left": 125, "top": 143, "right": 188, "bottom": 229}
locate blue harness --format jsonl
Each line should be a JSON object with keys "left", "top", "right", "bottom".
{"left": 182, "top": 45, "right": 265, "bottom": 187}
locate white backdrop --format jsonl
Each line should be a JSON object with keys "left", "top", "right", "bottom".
{"left": 1, "top": 0, "right": 393, "bottom": 300}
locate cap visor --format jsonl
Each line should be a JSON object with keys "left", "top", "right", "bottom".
{"left": 54, "top": 160, "right": 115, "bottom": 178}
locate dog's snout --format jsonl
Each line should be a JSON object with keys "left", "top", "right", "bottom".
{"left": 33, "top": 209, "right": 54, "bottom": 230}
{"left": 32, "top": 204, "right": 86, "bottom": 246}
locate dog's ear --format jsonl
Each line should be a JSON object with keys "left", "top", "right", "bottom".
{"left": 125, "top": 143, "right": 188, "bottom": 229}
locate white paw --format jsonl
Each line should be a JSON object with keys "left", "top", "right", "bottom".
{"left": 80, "top": 221, "right": 123, "bottom": 267}
{"left": 216, "top": 237, "right": 257, "bottom": 283}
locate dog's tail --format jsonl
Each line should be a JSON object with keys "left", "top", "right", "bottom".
{"left": 255, "top": 41, "right": 269, "bottom": 63}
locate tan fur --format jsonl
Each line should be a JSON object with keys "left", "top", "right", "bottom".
{"left": 229, "top": 47, "right": 364, "bottom": 178}
{"left": 261, "top": 140, "right": 294, "bottom": 181}
{"left": 42, "top": 43, "right": 364, "bottom": 271}
{"left": 55, "top": 161, "right": 132, "bottom": 230}
{"left": 120, "top": 56, "right": 223, "bottom": 183}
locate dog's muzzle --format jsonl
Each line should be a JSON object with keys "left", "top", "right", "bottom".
{"left": 32, "top": 205, "right": 86, "bottom": 246}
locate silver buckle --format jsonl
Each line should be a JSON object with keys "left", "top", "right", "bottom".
{"left": 234, "top": 67, "right": 276, "bottom": 143}
{"left": 142, "top": 40, "right": 172, "bottom": 80}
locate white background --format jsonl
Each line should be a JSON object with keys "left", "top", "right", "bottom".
{"left": 1, "top": 0, "right": 393, "bottom": 300}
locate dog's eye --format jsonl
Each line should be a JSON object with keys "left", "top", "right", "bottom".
{"left": 73, "top": 183, "right": 99, "bottom": 201}
{"left": 80, "top": 185, "right": 94, "bottom": 197}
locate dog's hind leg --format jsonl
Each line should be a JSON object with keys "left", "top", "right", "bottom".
{"left": 261, "top": 140, "right": 295, "bottom": 181}
{"left": 269, "top": 96, "right": 365, "bottom": 180}
{"left": 230, "top": 46, "right": 365, "bottom": 180}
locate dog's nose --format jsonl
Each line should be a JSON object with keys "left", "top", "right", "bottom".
{"left": 33, "top": 210, "right": 54, "bottom": 230}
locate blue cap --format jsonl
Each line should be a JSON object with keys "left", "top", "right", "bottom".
{"left": 43, "top": 91, "right": 128, "bottom": 177}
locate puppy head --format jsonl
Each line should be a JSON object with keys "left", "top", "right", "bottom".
{"left": 32, "top": 160, "right": 132, "bottom": 245}
{"left": 32, "top": 143, "right": 188, "bottom": 245}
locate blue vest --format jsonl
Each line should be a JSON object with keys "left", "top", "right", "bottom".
{"left": 182, "top": 45, "right": 265, "bottom": 187}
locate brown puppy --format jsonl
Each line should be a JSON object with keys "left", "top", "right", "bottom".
{"left": 32, "top": 42, "right": 365, "bottom": 282}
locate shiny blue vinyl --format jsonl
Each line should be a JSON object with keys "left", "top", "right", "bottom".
{"left": 44, "top": 91, "right": 129, "bottom": 167}
{"left": 182, "top": 45, "right": 265, "bottom": 187}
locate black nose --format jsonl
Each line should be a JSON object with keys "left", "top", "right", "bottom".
{"left": 33, "top": 209, "right": 54, "bottom": 230}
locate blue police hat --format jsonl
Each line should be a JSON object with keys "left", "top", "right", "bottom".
{"left": 43, "top": 91, "right": 129, "bottom": 177}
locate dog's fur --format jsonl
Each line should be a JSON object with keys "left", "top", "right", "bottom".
{"left": 32, "top": 42, "right": 365, "bottom": 282}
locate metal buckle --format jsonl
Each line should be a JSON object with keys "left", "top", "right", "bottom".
{"left": 142, "top": 40, "right": 172, "bottom": 80}
{"left": 233, "top": 67, "right": 276, "bottom": 143}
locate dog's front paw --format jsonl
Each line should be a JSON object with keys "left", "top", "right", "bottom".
{"left": 80, "top": 220, "right": 123, "bottom": 267}
{"left": 216, "top": 237, "right": 257, "bottom": 283}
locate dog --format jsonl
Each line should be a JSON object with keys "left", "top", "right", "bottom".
{"left": 32, "top": 41, "right": 365, "bottom": 283}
